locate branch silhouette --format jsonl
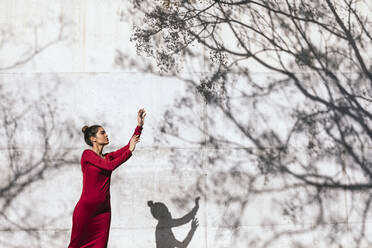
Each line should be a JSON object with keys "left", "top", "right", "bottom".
{"left": 0, "top": 15, "right": 69, "bottom": 71}
{"left": 122, "top": 1, "right": 372, "bottom": 247}
{"left": 0, "top": 14, "right": 78, "bottom": 247}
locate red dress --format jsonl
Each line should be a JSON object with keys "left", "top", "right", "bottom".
{"left": 68, "top": 125, "right": 143, "bottom": 248}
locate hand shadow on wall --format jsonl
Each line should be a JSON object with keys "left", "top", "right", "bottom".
{"left": 147, "top": 197, "right": 200, "bottom": 248}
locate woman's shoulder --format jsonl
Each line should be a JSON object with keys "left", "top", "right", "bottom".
{"left": 82, "top": 149, "right": 93, "bottom": 154}
{"left": 81, "top": 149, "right": 94, "bottom": 158}
{"left": 82, "top": 149, "right": 108, "bottom": 159}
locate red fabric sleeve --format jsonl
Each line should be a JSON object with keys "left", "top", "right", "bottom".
{"left": 83, "top": 149, "right": 132, "bottom": 171}
{"left": 106, "top": 125, "right": 143, "bottom": 160}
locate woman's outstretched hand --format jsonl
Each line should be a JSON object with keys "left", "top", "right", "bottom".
{"left": 137, "top": 108, "right": 146, "bottom": 127}
{"left": 129, "top": 135, "right": 140, "bottom": 152}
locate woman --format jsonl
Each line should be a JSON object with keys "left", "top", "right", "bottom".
{"left": 68, "top": 108, "right": 146, "bottom": 248}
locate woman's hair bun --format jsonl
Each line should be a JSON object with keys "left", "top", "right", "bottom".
{"left": 82, "top": 125, "right": 89, "bottom": 134}
{"left": 147, "top": 201, "right": 154, "bottom": 207}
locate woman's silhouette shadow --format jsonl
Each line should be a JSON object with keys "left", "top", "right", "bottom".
{"left": 147, "top": 197, "right": 200, "bottom": 248}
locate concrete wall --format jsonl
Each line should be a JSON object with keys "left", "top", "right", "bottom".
{"left": 0, "top": 1, "right": 368, "bottom": 248}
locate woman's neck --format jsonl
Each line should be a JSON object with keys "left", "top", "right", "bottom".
{"left": 92, "top": 145, "right": 104, "bottom": 157}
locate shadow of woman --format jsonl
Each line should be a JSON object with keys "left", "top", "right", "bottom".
{"left": 147, "top": 197, "right": 200, "bottom": 248}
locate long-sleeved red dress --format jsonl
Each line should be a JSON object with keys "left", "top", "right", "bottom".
{"left": 68, "top": 125, "right": 143, "bottom": 248}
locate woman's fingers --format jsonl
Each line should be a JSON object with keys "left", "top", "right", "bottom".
{"left": 138, "top": 109, "right": 146, "bottom": 123}
{"left": 139, "top": 109, "right": 146, "bottom": 116}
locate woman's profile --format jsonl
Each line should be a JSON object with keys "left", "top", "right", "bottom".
{"left": 148, "top": 197, "right": 200, "bottom": 248}
{"left": 67, "top": 108, "right": 146, "bottom": 248}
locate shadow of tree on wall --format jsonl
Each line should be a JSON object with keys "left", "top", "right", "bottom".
{"left": 0, "top": 15, "right": 80, "bottom": 247}
{"left": 147, "top": 197, "right": 200, "bottom": 248}
{"left": 0, "top": 80, "right": 81, "bottom": 247}
{"left": 0, "top": 14, "right": 70, "bottom": 71}
{"left": 117, "top": 0, "right": 372, "bottom": 247}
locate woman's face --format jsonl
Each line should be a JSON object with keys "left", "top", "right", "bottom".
{"left": 91, "top": 127, "right": 109, "bottom": 145}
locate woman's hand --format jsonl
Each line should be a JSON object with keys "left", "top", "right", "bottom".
{"left": 137, "top": 108, "right": 146, "bottom": 127}
{"left": 129, "top": 135, "right": 140, "bottom": 152}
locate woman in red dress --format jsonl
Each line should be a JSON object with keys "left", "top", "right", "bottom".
{"left": 68, "top": 108, "right": 146, "bottom": 248}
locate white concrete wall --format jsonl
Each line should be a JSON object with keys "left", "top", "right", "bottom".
{"left": 0, "top": 1, "right": 369, "bottom": 248}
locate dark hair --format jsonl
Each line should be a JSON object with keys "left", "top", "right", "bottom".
{"left": 147, "top": 201, "right": 169, "bottom": 220}
{"left": 81, "top": 125, "right": 101, "bottom": 146}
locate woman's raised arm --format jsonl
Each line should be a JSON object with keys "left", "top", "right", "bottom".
{"left": 83, "top": 149, "right": 132, "bottom": 171}
{"left": 106, "top": 125, "right": 143, "bottom": 160}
